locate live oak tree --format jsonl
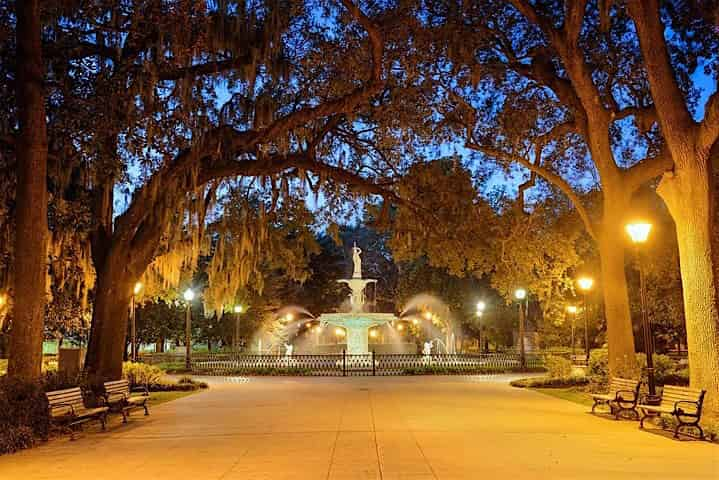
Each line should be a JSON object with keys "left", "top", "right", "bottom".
{"left": 625, "top": 0, "right": 719, "bottom": 412}
{"left": 76, "top": 0, "right": 398, "bottom": 381}
{"left": 0, "top": 0, "right": 409, "bottom": 381}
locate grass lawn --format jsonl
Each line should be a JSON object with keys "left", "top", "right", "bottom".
{"left": 147, "top": 389, "right": 203, "bottom": 406}
{"left": 532, "top": 387, "right": 594, "bottom": 407}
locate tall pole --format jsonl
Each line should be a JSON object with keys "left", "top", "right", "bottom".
{"left": 571, "top": 315, "right": 576, "bottom": 360}
{"left": 637, "top": 247, "right": 658, "bottom": 401}
{"left": 583, "top": 293, "right": 590, "bottom": 364}
{"left": 185, "top": 302, "right": 192, "bottom": 370}
{"left": 518, "top": 301, "right": 526, "bottom": 369}
{"left": 234, "top": 311, "right": 239, "bottom": 350}
{"left": 130, "top": 295, "right": 136, "bottom": 361}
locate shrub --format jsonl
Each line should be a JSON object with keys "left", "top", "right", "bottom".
{"left": 510, "top": 375, "right": 589, "bottom": 388}
{"left": 545, "top": 355, "right": 573, "bottom": 379}
{"left": 149, "top": 380, "right": 208, "bottom": 392}
{"left": 0, "top": 377, "right": 50, "bottom": 455}
{"left": 41, "top": 371, "right": 83, "bottom": 392}
{"left": 587, "top": 349, "right": 609, "bottom": 392}
{"left": 122, "top": 362, "right": 163, "bottom": 388}
{"left": 635, "top": 353, "right": 679, "bottom": 385}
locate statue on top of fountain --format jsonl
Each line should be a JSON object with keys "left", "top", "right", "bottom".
{"left": 352, "top": 243, "right": 362, "bottom": 279}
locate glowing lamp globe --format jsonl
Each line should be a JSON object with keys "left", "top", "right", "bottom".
{"left": 626, "top": 222, "right": 652, "bottom": 244}
{"left": 577, "top": 277, "right": 594, "bottom": 292}
{"left": 477, "top": 301, "right": 486, "bottom": 312}
{"left": 183, "top": 288, "right": 195, "bottom": 302}
{"left": 133, "top": 282, "right": 143, "bottom": 295}
{"left": 234, "top": 305, "right": 244, "bottom": 314}
{"left": 566, "top": 305, "right": 578, "bottom": 314}
{"left": 514, "top": 288, "right": 527, "bottom": 300}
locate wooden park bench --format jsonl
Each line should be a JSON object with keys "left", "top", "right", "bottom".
{"left": 46, "top": 387, "right": 108, "bottom": 439}
{"left": 102, "top": 379, "right": 150, "bottom": 423}
{"left": 639, "top": 385, "right": 706, "bottom": 439}
{"left": 590, "top": 377, "right": 641, "bottom": 419}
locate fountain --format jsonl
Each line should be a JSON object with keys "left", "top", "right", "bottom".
{"left": 317, "top": 243, "right": 396, "bottom": 355}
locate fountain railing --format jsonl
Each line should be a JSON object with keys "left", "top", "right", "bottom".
{"left": 159, "top": 351, "right": 547, "bottom": 376}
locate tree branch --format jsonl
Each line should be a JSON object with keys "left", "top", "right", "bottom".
{"left": 254, "top": 0, "right": 385, "bottom": 145}
{"left": 465, "top": 141, "right": 597, "bottom": 241}
{"left": 627, "top": 0, "right": 695, "bottom": 147}
{"left": 699, "top": 89, "right": 719, "bottom": 152}
{"left": 624, "top": 145, "right": 674, "bottom": 190}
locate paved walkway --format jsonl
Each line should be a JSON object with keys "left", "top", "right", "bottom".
{"left": 0, "top": 375, "right": 716, "bottom": 479}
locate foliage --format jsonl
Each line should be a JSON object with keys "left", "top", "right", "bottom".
{"left": 588, "top": 349, "right": 687, "bottom": 391}
{"left": 0, "top": 378, "right": 49, "bottom": 455}
{"left": 402, "top": 365, "right": 546, "bottom": 375}
{"left": 390, "top": 159, "right": 495, "bottom": 277}
{"left": 148, "top": 379, "right": 209, "bottom": 392}
{"left": 122, "top": 362, "right": 164, "bottom": 388}
{"left": 510, "top": 375, "right": 588, "bottom": 389}
{"left": 545, "top": 355, "right": 573, "bottom": 379}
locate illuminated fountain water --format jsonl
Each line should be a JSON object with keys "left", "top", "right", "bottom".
{"left": 317, "top": 243, "right": 396, "bottom": 355}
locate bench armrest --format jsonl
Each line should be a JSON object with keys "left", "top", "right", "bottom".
{"left": 131, "top": 385, "right": 149, "bottom": 396}
{"left": 674, "top": 400, "right": 700, "bottom": 417}
{"left": 615, "top": 389, "right": 637, "bottom": 402}
{"left": 49, "top": 402, "right": 76, "bottom": 416}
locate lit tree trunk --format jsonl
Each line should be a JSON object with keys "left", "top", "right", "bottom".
{"left": 598, "top": 194, "right": 637, "bottom": 375}
{"left": 8, "top": 0, "right": 48, "bottom": 380}
{"left": 628, "top": 0, "right": 719, "bottom": 412}
{"left": 85, "top": 246, "right": 135, "bottom": 382}
{"left": 658, "top": 165, "right": 719, "bottom": 412}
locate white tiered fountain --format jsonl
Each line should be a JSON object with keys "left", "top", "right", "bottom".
{"left": 318, "top": 243, "right": 396, "bottom": 355}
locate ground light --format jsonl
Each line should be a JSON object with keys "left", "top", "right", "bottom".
{"left": 577, "top": 276, "right": 594, "bottom": 363}
{"left": 183, "top": 288, "right": 194, "bottom": 369}
{"left": 626, "top": 221, "right": 658, "bottom": 403}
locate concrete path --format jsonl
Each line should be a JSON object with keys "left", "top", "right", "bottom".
{"left": 0, "top": 375, "right": 716, "bottom": 479}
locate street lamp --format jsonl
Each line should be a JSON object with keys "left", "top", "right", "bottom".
{"left": 566, "top": 305, "right": 578, "bottom": 360}
{"left": 233, "top": 304, "right": 244, "bottom": 351}
{"left": 130, "top": 282, "right": 143, "bottom": 361}
{"left": 577, "top": 276, "right": 594, "bottom": 364}
{"left": 183, "top": 288, "right": 195, "bottom": 370}
{"left": 514, "top": 288, "right": 527, "bottom": 369}
{"left": 626, "top": 221, "right": 658, "bottom": 402}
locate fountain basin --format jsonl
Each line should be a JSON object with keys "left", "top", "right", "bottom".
{"left": 318, "top": 313, "right": 396, "bottom": 355}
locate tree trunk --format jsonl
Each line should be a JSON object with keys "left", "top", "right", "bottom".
{"left": 84, "top": 245, "right": 134, "bottom": 383}
{"left": 658, "top": 165, "right": 719, "bottom": 413}
{"left": 598, "top": 197, "right": 637, "bottom": 376}
{"left": 8, "top": 0, "right": 48, "bottom": 381}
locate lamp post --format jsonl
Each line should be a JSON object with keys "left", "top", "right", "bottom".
{"left": 183, "top": 288, "right": 195, "bottom": 370}
{"left": 577, "top": 277, "right": 594, "bottom": 364}
{"left": 233, "top": 304, "right": 244, "bottom": 351}
{"left": 515, "top": 289, "right": 527, "bottom": 369}
{"left": 476, "top": 301, "right": 486, "bottom": 353}
{"left": 130, "top": 282, "right": 143, "bottom": 361}
{"left": 566, "top": 305, "right": 578, "bottom": 361}
{"left": 626, "top": 221, "right": 658, "bottom": 402}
